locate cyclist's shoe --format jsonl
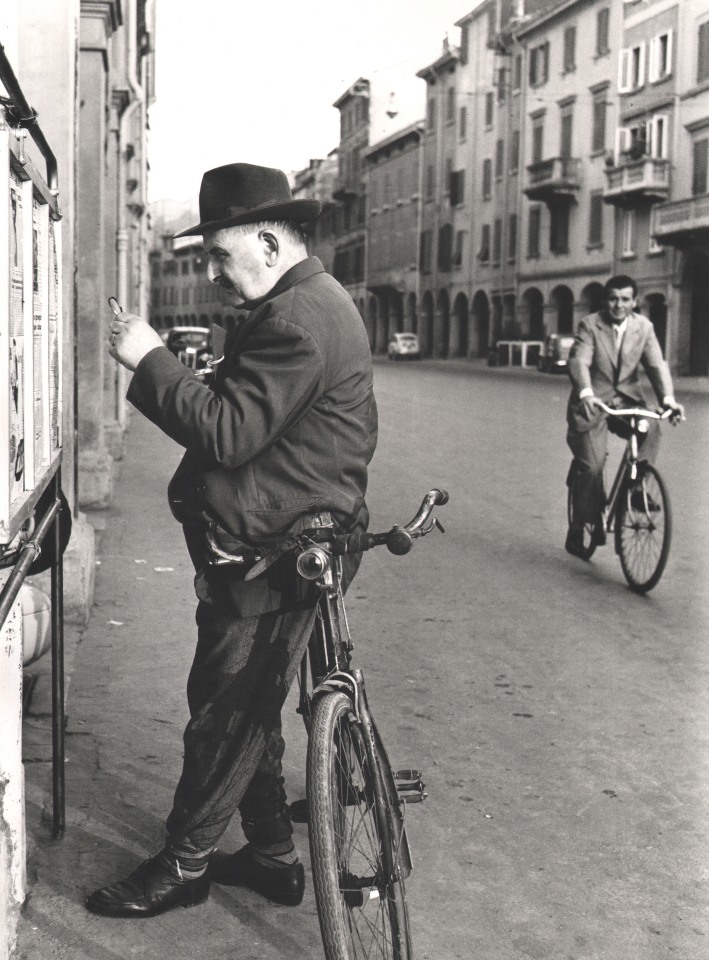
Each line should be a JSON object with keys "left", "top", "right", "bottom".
{"left": 630, "top": 490, "right": 660, "bottom": 512}
{"left": 210, "top": 846, "right": 305, "bottom": 906}
{"left": 86, "top": 854, "right": 210, "bottom": 917}
{"left": 565, "top": 525, "right": 586, "bottom": 558}
{"left": 592, "top": 520, "right": 606, "bottom": 546}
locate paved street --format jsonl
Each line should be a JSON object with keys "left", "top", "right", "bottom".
{"left": 19, "top": 360, "right": 709, "bottom": 960}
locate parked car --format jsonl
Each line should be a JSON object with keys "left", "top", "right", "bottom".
{"left": 538, "top": 334, "right": 575, "bottom": 373}
{"left": 165, "top": 326, "right": 213, "bottom": 377}
{"left": 387, "top": 332, "right": 421, "bottom": 360}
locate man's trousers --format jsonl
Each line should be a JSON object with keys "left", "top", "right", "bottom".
{"left": 567, "top": 413, "right": 660, "bottom": 524}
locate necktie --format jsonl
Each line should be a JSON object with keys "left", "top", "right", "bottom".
{"left": 614, "top": 324, "right": 623, "bottom": 360}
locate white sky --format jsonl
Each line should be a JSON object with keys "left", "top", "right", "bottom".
{"left": 148, "top": 0, "right": 476, "bottom": 202}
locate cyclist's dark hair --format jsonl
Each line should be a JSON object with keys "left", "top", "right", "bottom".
{"left": 604, "top": 274, "right": 638, "bottom": 297}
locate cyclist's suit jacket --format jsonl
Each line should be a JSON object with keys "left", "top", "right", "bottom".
{"left": 566, "top": 309, "right": 673, "bottom": 434}
{"left": 126, "top": 256, "right": 378, "bottom": 614}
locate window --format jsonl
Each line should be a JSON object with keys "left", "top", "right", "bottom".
{"left": 532, "top": 119, "right": 544, "bottom": 164}
{"left": 454, "top": 230, "right": 465, "bottom": 267}
{"left": 427, "top": 96, "right": 436, "bottom": 132}
{"left": 592, "top": 97, "right": 607, "bottom": 153}
{"left": 550, "top": 206, "right": 570, "bottom": 254}
{"left": 492, "top": 219, "right": 502, "bottom": 263}
{"left": 181, "top": 260, "right": 189, "bottom": 275}
{"left": 497, "top": 67, "right": 506, "bottom": 103}
{"left": 444, "top": 157, "right": 452, "bottom": 197}
{"left": 693, "top": 138, "right": 709, "bottom": 196}
{"left": 588, "top": 191, "right": 604, "bottom": 246}
{"left": 487, "top": 6, "right": 496, "bottom": 44}
{"left": 698, "top": 21, "right": 709, "bottom": 84}
{"left": 446, "top": 87, "right": 455, "bottom": 123}
{"left": 482, "top": 158, "right": 492, "bottom": 199}
{"left": 459, "top": 106, "right": 467, "bottom": 142}
{"left": 528, "top": 206, "right": 541, "bottom": 258}
{"left": 485, "top": 92, "right": 494, "bottom": 127}
{"left": 508, "top": 214, "right": 517, "bottom": 261}
{"left": 426, "top": 164, "right": 435, "bottom": 199}
{"left": 460, "top": 24, "right": 469, "bottom": 65}
{"left": 596, "top": 8, "right": 610, "bottom": 56}
{"left": 419, "top": 230, "right": 432, "bottom": 273}
{"left": 450, "top": 169, "right": 465, "bottom": 206}
{"left": 563, "top": 26, "right": 577, "bottom": 73}
{"left": 649, "top": 30, "right": 673, "bottom": 82}
{"left": 619, "top": 42, "right": 646, "bottom": 92}
{"left": 529, "top": 42, "right": 550, "bottom": 86}
{"left": 513, "top": 54, "right": 522, "bottom": 91}
{"left": 479, "top": 224, "right": 490, "bottom": 262}
{"left": 621, "top": 208, "right": 635, "bottom": 256}
{"left": 615, "top": 115, "right": 669, "bottom": 161}
{"left": 560, "top": 109, "right": 574, "bottom": 160}
{"left": 510, "top": 130, "right": 520, "bottom": 173}
{"left": 495, "top": 139, "right": 504, "bottom": 179}
{"left": 438, "top": 224, "right": 453, "bottom": 272}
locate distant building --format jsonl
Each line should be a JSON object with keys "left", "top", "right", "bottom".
{"left": 291, "top": 155, "right": 338, "bottom": 274}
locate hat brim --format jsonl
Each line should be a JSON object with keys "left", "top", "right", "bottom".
{"left": 174, "top": 198, "right": 322, "bottom": 238}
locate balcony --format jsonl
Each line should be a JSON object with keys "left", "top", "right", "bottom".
{"left": 524, "top": 157, "right": 581, "bottom": 204}
{"left": 332, "top": 177, "right": 360, "bottom": 201}
{"left": 652, "top": 194, "right": 709, "bottom": 248}
{"left": 604, "top": 157, "right": 670, "bottom": 206}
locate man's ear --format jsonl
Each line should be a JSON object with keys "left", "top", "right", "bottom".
{"left": 259, "top": 230, "right": 279, "bottom": 265}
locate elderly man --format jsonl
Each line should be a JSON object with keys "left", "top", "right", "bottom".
{"left": 565, "top": 274, "right": 683, "bottom": 557}
{"left": 87, "top": 163, "right": 378, "bottom": 917}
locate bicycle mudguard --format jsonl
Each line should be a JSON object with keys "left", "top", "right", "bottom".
{"left": 368, "top": 714, "right": 414, "bottom": 879}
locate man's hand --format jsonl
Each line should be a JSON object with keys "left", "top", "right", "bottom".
{"left": 663, "top": 398, "right": 685, "bottom": 425}
{"left": 108, "top": 312, "right": 164, "bottom": 371}
{"left": 580, "top": 394, "right": 603, "bottom": 419}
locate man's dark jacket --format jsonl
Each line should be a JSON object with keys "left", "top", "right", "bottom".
{"left": 127, "top": 257, "right": 378, "bottom": 549}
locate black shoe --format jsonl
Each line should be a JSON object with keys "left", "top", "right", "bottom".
{"left": 210, "top": 846, "right": 305, "bottom": 906}
{"left": 592, "top": 521, "right": 606, "bottom": 546}
{"left": 86, "top": 855, "right": 210, "bottom": 918}
{"left": 565, "top": 526, "right": 586, "bottom": 558}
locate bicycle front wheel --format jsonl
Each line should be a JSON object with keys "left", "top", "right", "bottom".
{"left": 307, "top": 691, "right": 411, "bottom": 960}
{"left": 615, "top": 463, "right": 672, "bottom": 592}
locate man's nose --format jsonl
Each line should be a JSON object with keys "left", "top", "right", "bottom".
{"left": 206, "top": 260, "right": 219, "bottom": 283}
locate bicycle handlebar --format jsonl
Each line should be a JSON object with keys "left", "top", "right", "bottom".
{"left": 306, "top": 488, "right": 449, "bottom": 557}
{"left": 592, "top": 399, "right": 677, "bottom": 421}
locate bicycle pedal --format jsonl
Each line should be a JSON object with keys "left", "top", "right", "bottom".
{"left": 394, "top": 769, "right": 427, "bottom": 803}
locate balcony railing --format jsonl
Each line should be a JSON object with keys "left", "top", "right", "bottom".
{"left": 652, "top": 194, "right": 709, "bottom": 247}
{"left": 524, "top": 157, "right": 581, "bottom": 203}
{"left": 604, "top": 157, "right": 670, "bottom": 205}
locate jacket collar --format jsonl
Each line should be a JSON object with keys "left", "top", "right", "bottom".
{"left": 237, "top": 256, "right": 325, "bottom": 312}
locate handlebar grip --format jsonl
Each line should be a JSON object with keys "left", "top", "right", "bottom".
{"left": 433, "top": 488, "right": 449, "bottom": 506}
{"left": 386, "top": 525, "right": 413, "bottom": 556}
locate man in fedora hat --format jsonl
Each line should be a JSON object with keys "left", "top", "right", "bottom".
{"left": 89, "top": 163, "right": 378, "bottom": 918}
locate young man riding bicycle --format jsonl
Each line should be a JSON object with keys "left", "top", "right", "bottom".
{"left": 565, "top": 274, "right": 684, "bottom": 558}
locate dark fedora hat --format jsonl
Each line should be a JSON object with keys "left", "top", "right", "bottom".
{"left": 174, "top": 163, "right": 321, "bottom": 237}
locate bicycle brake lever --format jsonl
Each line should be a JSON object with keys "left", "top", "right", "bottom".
{"left": 433, "top": 517, "right": 445, "bottom": 535}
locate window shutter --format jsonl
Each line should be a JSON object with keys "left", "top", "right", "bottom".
{"left": 618, "top": 48, "right": 630, "bottom": 92}
{"left": 698, "top": 22, "right": 709, "bottom": 83}
{"left": 692, "top": 139, "right": 709, "bottom": 196}
{"left": 615, "top": 127, "right": 631, "bottom": 161}
{"left": 648, "top": 36, "right": 658, "bottom": 83}
{"left": 664, "top": 29, "right": 673, "bottom": 77}
{"left": 637, "top": 42, "right": 646, "bottom": 87}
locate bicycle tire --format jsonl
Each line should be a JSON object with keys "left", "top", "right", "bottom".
{"left": 307, "top": 691, "right": 412, "bottom": 960}
{"left": 567, "top": 471, "right": 598, "bottom": 560}
{"left": 615, "top": 463, "right": 672, "bottom": 592}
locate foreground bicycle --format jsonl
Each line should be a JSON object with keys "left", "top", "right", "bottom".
{"left": 208, "top": 488, "right": 448, "bottom": 958}
{"left": 567, "top": 401, "right": 680, "bottom": 592}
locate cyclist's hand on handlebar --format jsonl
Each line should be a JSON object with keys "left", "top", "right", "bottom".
{"left": 662, "top": 398, "right": 685, "bottom": 424}
{"left": 581, "top": 394, "right": 603, "bottom": 417}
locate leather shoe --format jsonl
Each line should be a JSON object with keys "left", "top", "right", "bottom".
{"left": 565, "top": 526, "right": 586, "bottom": 558}
{"left": 210, "top": 846, "right": 305, "bottom": 906}
{"left": 86, "top": 855, "right": 210, "bottom": 918}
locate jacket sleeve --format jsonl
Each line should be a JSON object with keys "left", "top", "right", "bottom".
{"left": 567, "top": 318, "right": 595, "bottom": 396}
{"left": 639, "top": 324, "right": 674, "bottom": 402}
{"left": 127, "top": 315, "right": 325, "bottom": 469}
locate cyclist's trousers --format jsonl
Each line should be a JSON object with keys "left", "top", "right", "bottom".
{"left": 567, "top": 414, "right": 660, "bottom": 524}
{"left": 165, "top": 600, "right": 317, "bottom": 856}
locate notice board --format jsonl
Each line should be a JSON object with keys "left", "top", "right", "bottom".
{"left": 0, "top": 120, "right": 62, "bottom": 545}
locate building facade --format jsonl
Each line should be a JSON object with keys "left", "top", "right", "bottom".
{"left": 295, "top": 0, "right": 708, "bottom": 377}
